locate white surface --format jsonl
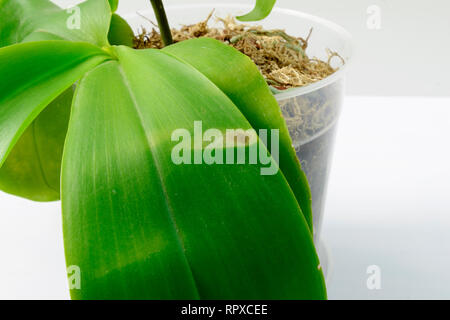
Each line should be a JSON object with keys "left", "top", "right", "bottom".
{"left": 323, "top": 96, "right": 450, "bottom": 299}
{"left": 0, "top": 199, "right": 68, "bottom": 299}
{"left": 1, "top": 96, "right": 449, "bottom": 299}
{"left": 54, "top": 0, "right": 450, "bottom": 96}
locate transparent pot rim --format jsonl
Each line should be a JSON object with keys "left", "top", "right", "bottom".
{"left": 125, "top": 3, "right": 353, "bottom": 100}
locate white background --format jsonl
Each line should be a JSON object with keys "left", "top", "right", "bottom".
{"left": 55, "top": 0, "right": 450, "bottom": 97}
{"left": 0, "top": 0, "right": 449, "bottom": 299}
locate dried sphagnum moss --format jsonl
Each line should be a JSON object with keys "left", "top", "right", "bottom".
{"left": 133, "top": 12, "right": 342, "bottom": 90}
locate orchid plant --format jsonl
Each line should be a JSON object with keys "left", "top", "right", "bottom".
{"left": 0, "top": 0, "right": 326, "bottom": 299}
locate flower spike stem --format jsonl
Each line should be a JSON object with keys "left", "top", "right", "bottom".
{"left": 150, "top": 0, "right": 173, "bottom": 46}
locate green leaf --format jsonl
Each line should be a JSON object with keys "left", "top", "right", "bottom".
{"left": 108, "top": 0, "right": 119, "bottom": 12}
{"left": 0, "top": 0, "right": 112, "bottom": 47}
{"left": 108, "top": 14, "right": 135, "bottom": 47}
{"left": 0, "top": 88, "right": 73, "bottom": 201}
{"left": 62, "top": 46, "right": 325, "bottom": 299}
{"left": 0, "top": 0, "right": 58, "bottom": 47}
{"left": 236, "top": 0, "right": 277, "bottom": 22}
{"left": 0, "top": 1, "right": 112, "bottom": 201}
{"left": 0, "top": 41, "right": 110, "bottom": 171}
{"left": 164, "top": 38, "right": 313, "bottom": 231}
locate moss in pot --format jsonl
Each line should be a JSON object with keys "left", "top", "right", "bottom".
{"left": 0, "top": 0, "right": 350, "bottom": 299}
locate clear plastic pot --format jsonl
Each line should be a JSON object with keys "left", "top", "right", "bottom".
{"left": 125, "top": 4, "right": 352, "bottom": 276}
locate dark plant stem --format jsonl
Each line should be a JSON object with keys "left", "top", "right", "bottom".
{"left": 150, "top": 0, "right": 173, "bottom": 46}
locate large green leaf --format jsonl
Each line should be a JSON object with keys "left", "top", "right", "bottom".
{"left": 164, "top": 38, "right": 313, "bottom": 231}
{"left": 62, "top": 46, "right": 326, "bottom": 299}
{"left": 0, "top": 0, "right": 111, "bottom": 47}
{"left": 236, "top": 0, "right": 277, "bottom": 22}
{"left": 0, "top": 41, "right": 110, "bottom": 171}
{"left": 0, "top": 88, "right": 73, "bottom": 201}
